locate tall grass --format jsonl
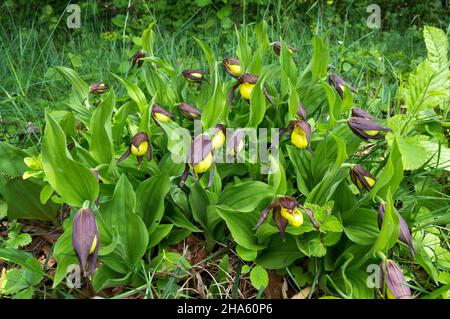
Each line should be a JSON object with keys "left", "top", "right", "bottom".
{"left": 0, "top": 0, "right": 428, "bottom": 147}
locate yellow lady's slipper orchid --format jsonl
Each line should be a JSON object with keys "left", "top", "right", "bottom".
{"left": 211, "top": 124, "right": 226, "bottom": 150}
{"left": 223, "top": 58, "right": 242, "bottom": 78}
{"left": 178, "top": 103, "right": 202, "bottom": 120}
{"left": 151, "top": 104, "right": 174, "bottom": 124}
{"left": 256, "top": 196, "right": 317, "bottom": 240}
{"left": 289, "top": 120, "right": 311, "bottom": 150}
{"left": 291, "top": 125, "right": 309, "bottom": 149}
{"left": 154, "top": 112, "right": 172, "bottom": 122}
{"left": 118, "top": 132, "right": 152, "bottom": 167}
{"left": 131, "top": 140, "right": 148, "bottom": 157}
{"left": 280, "top": 207, "right": 304, "bottom": 227}
{"left": 228, "top": 73, "right": 274, "bottom": 109}
{"left": 182, "top": 69, "right": 207, "bottom": 83}
{"left": 240, "top": 82, "right": 255, "bottom": 100}
{"left": 180, "top": 134, "right": 216, "bottom": 189}
{"left": 192, "top": 152, "right": 213, "bottom": 174}
{"left": 350, "top": 164, "right": 376, "bottom": 192}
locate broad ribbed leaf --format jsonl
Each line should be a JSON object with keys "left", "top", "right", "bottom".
{"left": 100, "top": 174, "right": 149, "bottom": 271}
{"left": 136, "top": 173, "right": 170, "bottom": 233}
{"left": 217, "top": 181, "right": 274, "bottom": 213}
{"left": 202, "top": 66, "right": 227, "bottom": 129}
{"left": 215, "top": 205, "right": 265, "bottom": 251}
{"left": 42, "top": 112, "right": 99, "bottom": 207}
{"left": 112, "top": 73, "right": 147, "bottom": 111}
{"left": 247, "top": 75, "right": 267, "bottom": 127}
{"left": 370, "top": 137, "right": 403, "bottom": 199}
{"left": 142, "top": 21, "right": 156, "bottom": 56}
{"left": 424, "top": 26, "right": 449, "bottom": 71}
{"left": 0, "top": 142, "right": 29, "bottom": 195}
{"left": 311, "top": 35, "right": 329, "bottom": 81}
{"left": 89, "top": 89, "right": 115, "bottom": 164}
{"left": 5, "top": 178, "right": 59, "bottom": 221}
{"left": 343, "top": 208, "right": 380, "bottom": 245}
{"left": 54, "top": 66, "right": 89, "bottom": 104}
{"left": 371, "top": 190, "right": 400, "bottom": 255}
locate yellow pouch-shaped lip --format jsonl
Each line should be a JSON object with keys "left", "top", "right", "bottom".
{"left": 291, "top": 126, "right": 308, "bottom": 149}
{"left": 191, "top": 152, "right": 213, "bottom": 174}
{"left": 240, "top": 82, "right": 255, "bottom": 100}
{"left": 154, "top": 112, "right": 171, "bottom": 122}
{"left": 131, "top": 141, "right": 148, "bottom": 156}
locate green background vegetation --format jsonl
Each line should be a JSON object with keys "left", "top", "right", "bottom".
{"left": 0, "top": 0, "right": 448, "bottom": 299}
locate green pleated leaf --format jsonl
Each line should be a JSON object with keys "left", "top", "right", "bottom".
{"left": 136, "top": 173, "right": 170, "bottom": 233}
{"left": 92, "top": 265, "right": 132, "bottom": 292}
{"left": 42, "top": 112, "right": 99, "bottom": 207}
{"left": 236, "top": 29, "right": 251, "bottom": 72}
{"left": 195, "top": 37, "right": 215, "bottom": 76}
{"left": 142, "top": 21, "right": 156, "bottom": 56}
{"left": 217, "top": 181, "right": 274, "bottom": 213}
{"left": 343, "top": 208, "right": 380, "bottom": 245}
{"left": 202, "top": 66, "right": 227, "bottom": 130}
{"left": 311, "top": 35, "right": 329, "bottom": 81}
{"left": 371, "top": 190, "right": 400, "bottom": 255}
{"left": 370, "top": 137, "right": 403, "bottom": 199}
{"left": 0, "top": 142, "right": 29, "bottom": 195}
{"left": 5, "top": 177, "right": 59, "bottom": 222}
{"left": 215, "top": 205, "right": 265, "bottom": 251}
{"left": 256, "top": 234, "right": 303, "bottom": 269}
{"left": 148, "top": 224, "right": 174, "bottom": 248}
{"left": 112, "top": 73, "right": 147, "bottom": 112}
{"left": 54, "top": 66, "right": 89, "bottom": 104}
{"left": 100, "top": 174, "right": 149, "bottom": 270}
{"left": 89, "top": 89, "right": 115, "bottom": 165}
{"left": 52, "top": 226, "right": 78, "bottom": 288}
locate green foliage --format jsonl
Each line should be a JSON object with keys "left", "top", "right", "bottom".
{"left": 0, "top": 14, "right": 448, "bottom": 299}
{"left": 4, "top": 178, "right": 59, "bottom": 221}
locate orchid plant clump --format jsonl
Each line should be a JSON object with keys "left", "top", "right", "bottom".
{"left": 0, "top": 22, "right": 448, "bottom": 300}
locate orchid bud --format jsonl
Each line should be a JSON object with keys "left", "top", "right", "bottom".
{"left": 350, "top": 164, "right": 376, "bottom": 191}
{"left": 378, "top": 203, "right": 414, "bottom": 255}
{"left": 151, "top": 104, "right": 174, "bottom": 123}
{"left": 296, "top": 102, "right": 307, "bottom": 121}
{"left": 182, "top": 69, "right": 206, "bottom": 83}
{"left": 328, "top": 74, "right": 347, "bottom": 98}
{"left": 347, "top": 117, "right": 391, "bottom": 140}
{"left": 227, "top": 129, "right": 245, "bottom": 157}
{"left": 118, "top": 131, "right": 151, "bottom": 167}
{"left": 290, "top": 120, "right": 311, "bottom": 150}
{"left": 91, "top": 169, "right": 100, "bottom": 207}
{"left": 272, "top": 41, "right": 299, "bottom": 56}
{"left": 211, "top": 124, "right": 226, "bottom": 150}
{"left": 178, "top": 103, "right": 202, "bottom": 120}
{"left": 228, "top": 73, "right": 274, "bottom": 108}
{"left": 223, "top": 57, "right": 241, "bottom": 78}
{"left": 381, "top": 259, "right": 412, "bottom": 299}
{"left": 72, "top": 208, "right": 100, "bottom": 276}
{"left": 130, "top": 50, "right": 145, "bottom": 69}
{"left": 256, "top": 196, "right": 310, "bottom": 240}
{"left": 89, "top": 82, "right": 110, "bottom": 94}
{"left": 351, "top": 107, "right": 376, "bottom": 120}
